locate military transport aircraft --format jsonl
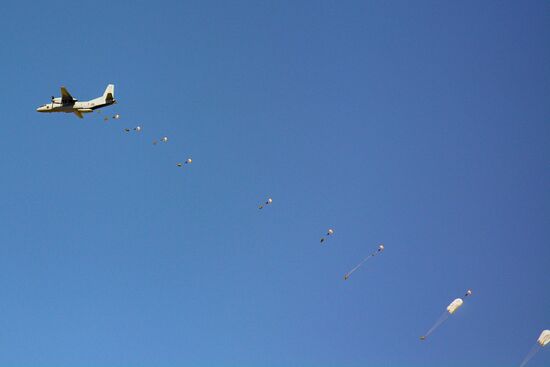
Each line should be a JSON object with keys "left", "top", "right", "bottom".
{"left": 37, "top": 84, "right": 115, "bottom": 118}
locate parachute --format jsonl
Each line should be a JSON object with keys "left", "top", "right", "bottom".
{"left": 320, "top": 228, "right": 334, "bottom": 244}
{"left": 125, "top": 126, "right": 141, "bottom": 133}
{"left": 519, "top": 330, "right": 550, "bottom": 367}
{"left": 177, "top": 158, "right": 192, "bottom": 168}
{"left": 344, "top": 244, "right": 384, "bottom": 280}
{"left": 153, "top": 137, "right": 168, "bottom": 145}
{"left": 420, "top": 290, "right": 472, "bottom": 341}
{"left": 446, "top": 298, "right": 463, "bottom": 314}
{"left": 539, "top": 330, "right": 550, "bottom": 347}
{"left": 113, "top": 114, "right": 120, "bottom": 119}
{"left": 259, "top": 198, "right": 273, "bottom": 209}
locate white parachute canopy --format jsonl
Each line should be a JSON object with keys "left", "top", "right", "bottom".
{"left": 420, "top": 290, "right": 472, "bottom": 341}
{"left": 538, "top": 330, "right": 550, "bottom": 347}
{"left": 520, "top": 330, "right": 550, "bottom": 367}
{"left": 447, "top": 298, "right": 463, "bottom": 314}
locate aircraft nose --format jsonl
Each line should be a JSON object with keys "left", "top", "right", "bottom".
{"left": 36, "top": 106, "right": 46, "bottom": 112}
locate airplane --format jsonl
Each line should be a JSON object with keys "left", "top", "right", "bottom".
{"left": 36, "top": 84, "right": 116, "bottom": 118}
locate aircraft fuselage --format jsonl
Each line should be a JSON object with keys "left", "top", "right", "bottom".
{"left": 36, "top": 84, "right": 115, "bottom": 118}
{"left": 37, "top": 100, "right": 114, "bottom": 114}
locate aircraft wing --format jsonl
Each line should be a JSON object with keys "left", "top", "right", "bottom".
{"left": 60, "top": 86, "right": 76, "bottom": 103}
{"left": 74, "top": 110, "right": 83, "bottom": 118}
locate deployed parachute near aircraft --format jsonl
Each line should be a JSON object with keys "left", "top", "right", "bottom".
{"left": 420, "top": 289, "right": 472, "bottom": 341}
{"left": 320, "top": 228, "right": 334, "bottom": 244}
{"left": 153, "top": 136, "right": 168, "bottom": 145}
{"left": 344, "top": 244, "right": 384, "bottom": 280}
{"left": 125, "top": 126, "right": 141, "bottom": 133}
{"left": 519, "top": 330, "right": 550, "bottom": 367}
{"left": 259, "top": 198, "right": 273, "bottom": 209}
{"left": 113, "top": 114, "right": 120, "bottom": 119}
{"left": 177, "top": 158, "right": 192, "bottom": 167}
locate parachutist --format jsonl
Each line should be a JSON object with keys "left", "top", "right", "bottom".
{"left": 124, "top": 128, "right": 130, "bottom": 132}
{"left": 259, "top": 198, "right": 273, "bottom": 209}
{"left": 421, "top": 291, "right": 473, "bottom": 339}
{"left": 134, "top": 126, "right": 141, "bottom": 132}
{"left": 177, "top": 158, "right": 192, "bottom": 168}
{"left": 320, "top": 228, "right": 334, "bottom": 244}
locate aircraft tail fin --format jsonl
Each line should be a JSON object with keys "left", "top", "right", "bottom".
{"left": 102, "top": 84, "right": 115, "bottom": 103}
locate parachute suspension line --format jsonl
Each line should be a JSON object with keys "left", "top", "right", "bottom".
{"left": 519, "top": 344, "right": 541, "bottom": 367}
{"left": 421, "top": 311, "right": 450, "bottom": 340}
{"left": 344, "top": 253, "right": 375, "bottom": 280}
{"left": 344, "top": 245, "right": 384, "bottom": 280}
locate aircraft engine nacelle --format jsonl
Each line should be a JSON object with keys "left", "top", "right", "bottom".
{"left": 78, "top": 109, "right": 93, "bottom": 113}
{"left": 52, "top": 97, "right": 62, "bottom": 103}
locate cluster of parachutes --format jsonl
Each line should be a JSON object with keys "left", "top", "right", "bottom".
{"left": 99, "top": 111, "right": 547, "bottom": 366}
{"left": 259, "top": 201, "right": 547, "bottom": 365}
{"left": 100, "top": 113, "right": 194, "bottom": 173}
{"left": 317, "top": 227, "right": 385, "bottom": 280}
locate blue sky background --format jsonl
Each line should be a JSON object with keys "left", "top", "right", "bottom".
{"left": 0, "top": 1, "right": 548, "bottom": 366}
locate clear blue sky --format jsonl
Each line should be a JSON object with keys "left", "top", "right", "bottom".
{"left": 0, "top": 1, "right": 548, "bottom": 366}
